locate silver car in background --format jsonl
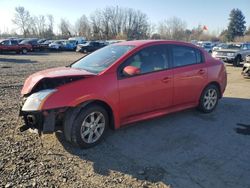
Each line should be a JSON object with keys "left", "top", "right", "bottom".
{"left": 212, "top": 43, "right": 250, "bottom": 67}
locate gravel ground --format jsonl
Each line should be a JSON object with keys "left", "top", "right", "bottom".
{"left": 0, "top": 51, "right": 249, "bottom": 188}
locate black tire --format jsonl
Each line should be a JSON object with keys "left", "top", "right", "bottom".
{"left": 198, "top": 84, "right": 219, "bottom": 113}
{"left": 67, "top": 105, "right": 109, "bottom": 148}
{"left": 233, "top": 55, "right": 241, "bottom": 67}
{"left": 83, "top": 49, "right": 87, "bottom": 53}
{"left": 21, "top": 48, "right": 28, "bottom": 54}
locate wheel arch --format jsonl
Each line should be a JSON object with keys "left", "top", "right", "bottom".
{"left": 63, "top": 99, "right": 116, "bottom": 143}
{"left": 82, "top": 100, "right": 115, "bottom": 130}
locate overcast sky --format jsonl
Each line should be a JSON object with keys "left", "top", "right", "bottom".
{"left": 0, "top": 0, "right": 249, "bottom": 35}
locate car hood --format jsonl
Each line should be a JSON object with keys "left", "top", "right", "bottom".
{"left": 216, "top": 49, "right": 239, "bottom": 53}
{"left": 21, "top": 67, "right": 95, "bottom": 95}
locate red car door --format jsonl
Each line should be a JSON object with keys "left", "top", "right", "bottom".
{"left": 171, "top": 45, "right": 207, "bottom": 106}
{"left": 118, "top": 45, "right": 173, "bottom": 123}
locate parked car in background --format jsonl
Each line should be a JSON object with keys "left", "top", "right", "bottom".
{"left": 105, "top": 40, "right": 126, "bottom": 45}
{"left": 19, "top": 38, "right": 42, "bottom": 51}
{"left": 40, "top": 40, "right": 53, "bottom": 50}
{"left": 0, "top": 39, "right": 32, "bottom": 54}
{"left": 76, "top": 41, "right": 106, "bottom": 53}
{"left": 48, "top": 40, "right": 64, "bottom": 50}
{"left": 212, "top": 43, "right": 250, "bottom": 67}
{"left": 202, "top": 43, "right": 213, "bottom": 53}
{"left": 197, "top": 41, "right": 213, "bottom": 53}
{"left": 242, "top": 55, "right": 250, "bottom": 78}
{"left": 68, "top": 37, "right": 86, "bottom": 45}
{"left": 19, "top": 40, "right": 227, "bottom": 148}
{"left": 212, "top": 43, "right": 227, "bottom": 52}
{"left": 37, "top": 39, "right": 47, "bottom": 44}
{"left": 63, "top": 40, "right": 77, "bottom": 51}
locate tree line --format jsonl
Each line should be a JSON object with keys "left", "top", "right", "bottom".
{"left": 3, "top": 6, "right": 250, "bottom": 42}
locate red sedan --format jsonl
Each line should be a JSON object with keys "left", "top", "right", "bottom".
{"left": 19, "top": 40, "right": 227, "bottom": 148}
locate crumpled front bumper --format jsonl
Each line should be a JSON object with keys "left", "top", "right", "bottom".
{"left": 19, "top": 109, "right": 56, "bottom": 134}
{"left": 19, "top": 97, "right": 64, "bottom": 133}
{"left": 242, "top": 62, "right": 250, "bottom": 78}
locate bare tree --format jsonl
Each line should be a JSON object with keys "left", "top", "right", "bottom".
{"left": 75, "top": 15, "right": 91, "bottom": 39}
{"left": 59, "top": 18, "right": 72, "bottom": 38}
{"left": 44, "top": 14, "right": 54, "bottom": 38}
{"left": 123, "top": 8, "right": 150, "bottom": 40}
{"left": 89, "top": 6, "right": 150, "bottom": 40}
{"left": 12, "top": 6, "right": 31, "bottom": 37}
{"left": 29, "top": 16, "right": 39, "bottom": 36}
{"left": 37, "top": 15, "right": 46, "bottom": 37}
{"left": 158, "top": 17, "right": 187, "bottom": 40}
{"left": 90, "top": 11, "right": 103, "bottom": 39}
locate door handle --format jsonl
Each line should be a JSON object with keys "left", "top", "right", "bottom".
{"left": 198, "top": 69, "right": 206, "bottom": 75}
{"left": 162, "top": 77, "right": 171, "bottom": 83}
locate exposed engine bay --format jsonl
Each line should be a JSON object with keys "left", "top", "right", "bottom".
{"left": 19, "top": 75, "right": 86, "bottom": 133}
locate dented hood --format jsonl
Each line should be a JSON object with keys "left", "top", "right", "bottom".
{"left": 21, "top": 67, "right": 94, "bottom": 95}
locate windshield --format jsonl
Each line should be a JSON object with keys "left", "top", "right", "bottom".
{"left": 71, "top": 45, "right": 135, "bottom": 74}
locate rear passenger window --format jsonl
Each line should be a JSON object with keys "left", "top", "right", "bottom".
{"left": 172, "top": 46, "right": 203, "bottom": 67}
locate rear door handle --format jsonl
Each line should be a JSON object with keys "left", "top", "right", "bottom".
{"left": 198, "top": 69, "right": 206, "bottom": 75}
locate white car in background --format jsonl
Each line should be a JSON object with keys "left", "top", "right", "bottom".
{"left": 68, "top": 37, "right": 86, "bottom": 44}
{"left": 48, "top": 40, "right": 64, "bottom": 50}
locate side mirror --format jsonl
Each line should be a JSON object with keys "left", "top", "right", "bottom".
{"left": 123, "top": 66, "right": 140, "bottom": 76}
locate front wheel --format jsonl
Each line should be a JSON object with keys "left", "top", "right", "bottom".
{"left": 198, "top": 85, "right": 219, "bottom": 113}
{"left": 67, "top": 105, "right": 109, "bottom": 148}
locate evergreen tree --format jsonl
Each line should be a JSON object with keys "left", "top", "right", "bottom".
{"left": 226, "top": 9, "right": 246, "bottom": 41}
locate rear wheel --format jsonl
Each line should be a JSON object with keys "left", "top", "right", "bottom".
{"left": 67, "top": 105, "right": 109, "bottom": 148}
{"left": 198, "top": 84, "right": 219, "bottom": 113}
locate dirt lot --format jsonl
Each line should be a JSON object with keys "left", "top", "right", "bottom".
{"left": 0, "top": 52, "right": 250, "bottom": 188}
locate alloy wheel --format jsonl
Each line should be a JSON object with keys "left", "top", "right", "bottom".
{"left": 203, "top": 88, "right": 218, "bottom": 110}
{"left": 80, "top": 111, "right": 105, "bottom": 144}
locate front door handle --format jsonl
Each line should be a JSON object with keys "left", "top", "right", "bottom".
{"left": 198, "top": 69, "right": 206, "bottom": 75}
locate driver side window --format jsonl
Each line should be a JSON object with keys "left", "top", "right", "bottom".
{"left": 119, "top": 45, "right": 170, "bottom": 77}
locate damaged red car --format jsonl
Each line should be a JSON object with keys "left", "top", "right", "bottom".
{"left": 19, "top": 40, "right": 227, "bottom": 148}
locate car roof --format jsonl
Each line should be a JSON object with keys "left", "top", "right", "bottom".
{"left": 114, "top": 40, "right": 197, "bottom": 48}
